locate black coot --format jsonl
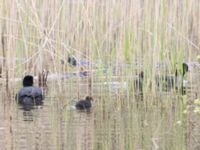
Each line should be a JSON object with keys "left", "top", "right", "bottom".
{"left": 16, "top": 75, "right": 44, "bottom": 109}
{"left": 156, "top": 63, "right": 189, "bottom": 93}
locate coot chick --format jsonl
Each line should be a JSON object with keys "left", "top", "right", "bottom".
{"left": 16, "top": 75, "right": 44, "bottom": 107}
{"left": 75, "top": 96, "right": 93, "bottom": 110}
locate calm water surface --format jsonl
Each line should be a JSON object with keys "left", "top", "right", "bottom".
{"left": 0, "top": 71, "right": 200, "bottom": 150}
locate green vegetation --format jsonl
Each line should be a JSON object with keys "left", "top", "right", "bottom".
{"left": 0, "top": 0, "right": 200, "bottom": 149}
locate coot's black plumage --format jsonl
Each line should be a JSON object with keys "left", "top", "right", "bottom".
{"left": 75, "top": 96, "right": 93, "bottom": 110}
{"left": 134, "top": 71, "right": 144, "bottom": 92}
{"left": 156, "top": 63, "right": 189, "bottom": 93}
{"left": 68, "top": 56, "right": 77, "bottom": 66}
{"left": 16, "top": 75, "right": 44, "bottom": 107}
{"left": 134, "top": 63, "right": 189, "bottom": 95}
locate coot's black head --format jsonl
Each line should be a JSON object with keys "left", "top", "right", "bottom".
{"left": 23, "top": 75, "right": 33, "bottom": 87}
{"left": 175, "top": 63, "right": 189, "bottom": 77}
{"left": 182, "top": 63, "right": 188, "bottom": 76}
{"left": 85, "top": 96, "right": 93, "bottom": 101}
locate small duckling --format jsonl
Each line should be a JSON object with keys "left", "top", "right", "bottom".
{"left": 75, "top": 96, "right": 93, "bottom": 110}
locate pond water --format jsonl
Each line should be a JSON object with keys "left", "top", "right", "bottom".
{"left": 0, "top": 70, "right": 200, "bottom": 150}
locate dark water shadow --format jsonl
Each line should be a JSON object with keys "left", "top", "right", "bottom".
{"left": 17, "top": 104, "right": 43, "bottom": 122}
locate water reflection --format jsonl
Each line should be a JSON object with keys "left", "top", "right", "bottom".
{"left": 18, "top": 105, "right": 43, "bottom": 122}
{"left": 17, "top": 98, "right": 44, "bottom": 122}
{"left": 66, "top": 109, "right": 94, "bottom": 150}
{"left": 22, "top": 110, "right": 34, "bottom": 122}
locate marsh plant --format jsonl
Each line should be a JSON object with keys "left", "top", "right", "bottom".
{"left": 0, "top": 0, "right": 200, "bottom": 149}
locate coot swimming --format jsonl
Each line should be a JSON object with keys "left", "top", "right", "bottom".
{"left": 75, "top": 96, "right": 93, "bottom": 110}
{"left": 16, "top": 75, "right": 44, "bottom": 108}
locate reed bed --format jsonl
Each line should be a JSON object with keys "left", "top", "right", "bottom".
{"left": 0, "top": 0, "right": 200, "bottom": 149}
{"left": 0, "top": 0, "right": 199, "bottom": 78}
